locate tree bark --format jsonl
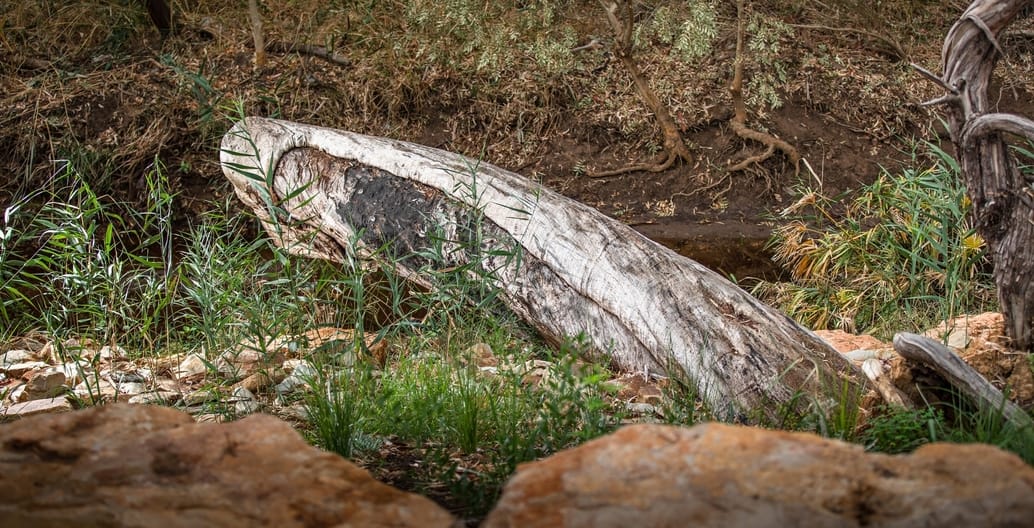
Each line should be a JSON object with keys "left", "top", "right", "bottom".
{"left": 932, "top": 0, "right": 1034, "bottom": 351}
{"left": 220, "top": 117, "right": 866, "bottom": 423}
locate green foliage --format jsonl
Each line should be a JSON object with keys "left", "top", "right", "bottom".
{"left": 862, "top": 405, "right": 945, "bottom": 454}
{"left": 745, "top": 14, "right": 794, "bottom": 110}
{"left": 754, "top": 146, "right": 995, "bottom": 338}
{"left": 401, "top": 0, "right": 579, "bottom": 80}
{"left": 861, "top": 402, "right": 1034, "bottom": 465}
{"left": 1, "top": 161, "right": 177, "bottom": 349}
{"left": 635, "top": 1, "right": 718, "bottom": 61}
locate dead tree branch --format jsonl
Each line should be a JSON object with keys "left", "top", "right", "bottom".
{"left": 915, "top": 0, "right": 1034, "bottom": 351}
{"left": 266, "top": 42, "right": 352, "bottom": 68}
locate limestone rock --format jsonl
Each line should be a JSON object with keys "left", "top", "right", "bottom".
{"left": 1, "top": 396, "right": 74, "bottom": 420}
{"left": 233, "top": 369, "right": 286, "bottom": 394}
{"left": 20, "top": 367, "right": 67, "bottom": 401}
{"left": 484, "top": 423, "right": 1034, "bottom": 528}
{"left": 73, "top": 378, "right": 145, "bottom": 403}
{"left": 0, "top": 349, "right": 37, "bottom": 367}
{"left": 3, "top": 360, "right": 49, "bottom": 379}
{"left": 276, "top": 359, "right": 317, "bottom": 394}
{"left": 174, "top": 353, "right": 209, "bottom": 379}
{"left": 0, "top": 404, "right": 456, "bottom": 527}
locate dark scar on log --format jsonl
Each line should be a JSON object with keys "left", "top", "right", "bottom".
{"left": 285, "top": 148, "right": 513, "bottom": 270}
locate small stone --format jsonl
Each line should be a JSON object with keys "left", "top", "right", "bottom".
{"left": 175, "top": 353, "right": 209, "bottom": 379}
{"left": 3, "top": 361, "right": 49, "bottom": 379}
{"left": 1, "top": 396, "right": 73, "bottom": 420}
{"left": 1, "top": 350, "right": 36, "bottom": 367}
{"left": 275, "top": 360, "right": 317, "bottom": 394}
{"left": 98, "top": 345, "right": 128, "bottom": 360}
{"left": 155, "top": 378, "right": 180, "bottom": 393}
{"left": 73, "top": 379, "right": 145, "bottom": 404}
{"left": 56, "top": 361, "right": 90, "bottom": 385}
{"left": 8, "top": 384, "right": 25, "bottom": 404}
{"left": 20, "top": 368, "right": 67, "bottom": 402}
{"left": 127, "top": 391, "right": 182, "bottom": 405}
{"left": 104, "top": 367, "right": 152, "bottom": 384}
{"left": 233, "top": 370, "right": 285, "bottom": 394}
{"left": 231, "top": 386, "right": 256, "bottom": 400}
{"left": 42, "top": 338, "right": 100, "bottom": 363}
{"left": 231, "top": 386, "right": 262, "bottom": 416}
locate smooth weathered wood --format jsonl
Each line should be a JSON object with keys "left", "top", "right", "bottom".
{"left": 220, "top": 117, "right": 866, "bottom": 423}
{"left": 893, "top": 333, "right": 1032, "bottom": 430}
{"left": 930, "top": 1, "right": 1034, "bottom": 351}
{"left": 860, "top": 358, "right": 914, "bottom": 410}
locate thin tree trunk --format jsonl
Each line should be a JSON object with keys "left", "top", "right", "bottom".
{"left": 220, "top": 117, "right": 867, "bottom": 423}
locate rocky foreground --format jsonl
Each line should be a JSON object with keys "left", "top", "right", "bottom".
{"left": 2, "top": 313, "right": 1034, "bottom": 526}
{"left": 1, "top": 403, "right": 1032, "bottom": 528}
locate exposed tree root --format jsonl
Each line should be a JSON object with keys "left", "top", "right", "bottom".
{"left": 728, "top": 0, "right": 799, "bottom": 175}
{"left": 589, "top": 1, "right": 691, "bottom": 178}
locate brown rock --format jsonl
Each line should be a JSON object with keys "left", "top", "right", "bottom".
{"left": 233, "top": 369, "right": 287, "bottom": 394}
{"left": 814, "top": 329, "right": 887, "bottom": 353}
{"left": 0, "top": 404, "right": 456, "bottom": 527}
{"left": 483, "top": 423, "right": 1034, "bottom": 528}
{"left": 20, "top": 368, "right": 67, "bottom": 401}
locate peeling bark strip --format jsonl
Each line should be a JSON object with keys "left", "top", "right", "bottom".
{"left": 220, "top": 117, "right": 865, "bottom": 422}
{"left": 928, "top": 0, "right": 1034, "bottom": 351}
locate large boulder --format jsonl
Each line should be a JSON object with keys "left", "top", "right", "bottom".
{"left": 483, "top": 423, "right": 1034, "bottom": 528}
{"left": 0, "top": 404, "right": 456, "bottom": 528}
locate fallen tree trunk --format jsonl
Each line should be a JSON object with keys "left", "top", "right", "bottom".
{"left": 220, "top": 117, "right": 866, "bottom": 423}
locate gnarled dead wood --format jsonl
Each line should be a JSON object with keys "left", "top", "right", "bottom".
{"left": 917, "top": 1, "right": 1034, "bottom": 351}
{"left": 728, "top": 0, "right": 799, "bottom": 174}
{"left": 893, "top": 333, "right": 1032, "bottom": 430}
{"left": 861, "top": 358, "right": 914, "bottom": 410}
{"left": 589, "top": 1, "right": 692, "bottom": 178}
{"left": 220, "top": 117, "right": 867, "bottom": 423}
